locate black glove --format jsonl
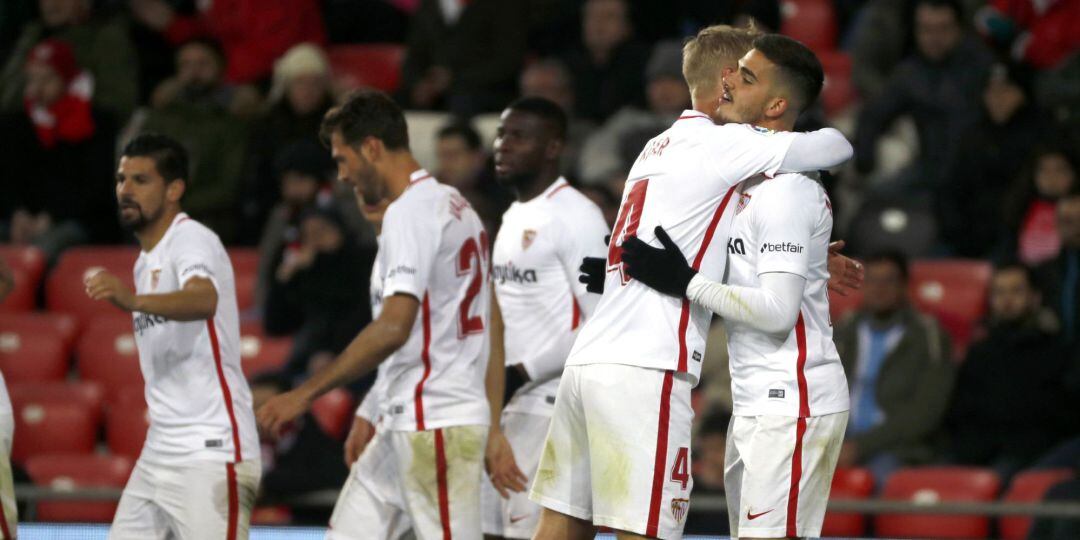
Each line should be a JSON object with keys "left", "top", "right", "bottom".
{"left": 578, "top": 235, "right": 611, "bottom": 295}
{"left": 622, "top": 225, "right": 696, "bottom": 298}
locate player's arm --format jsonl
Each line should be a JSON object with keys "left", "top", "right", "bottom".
{"left": 84, "top": 271, "right": 218, "bottom": 321}
{"left": 777, "top": 127, "right": 854, "bottom": 173}
{"left": 706, "top": 124, "right": 853, "bottom": 183}
{"left": 484, "top": 290, "right": 528, "bottom": 497}
{"left": 344, "top": 366, "right": 388, "bottom": 465}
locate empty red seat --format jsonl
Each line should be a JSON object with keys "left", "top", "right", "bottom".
{"left": 252, "top": 505, "right": 292, "bottom": 525}
{"left": 311, "top": 388, "right": 355, "bottom": 438}
{"left": 106, "top": 399, "right": 149, "bottom": 460}
{"left": 77, "top": 317, "right": 144, "bottom": 402}
{"left": 239, "top": 322, "right": 292, "bottom": 377}
{"left": 11, "top": 399, "right": 98, "bottom": 464}
{"left": 876, "top": 467, "right": 1001, "bottom": 539}
{"left": 819, "top": 50, "right": 856, "bottom": 117}
{"left": 9, "top": 380, "right": 104, "bottom": 424}
{"left": 780, "top": 0, "right": 837, "bottom": 52}
{"left": 328, "top": 44, "right": 406, "bottom": 93}
{"left": 228, "top": 248, "right": 259, "bottom": 312}
{"left": 0, "top": 245, "right": 45, "bottom": 312}
{"left": 46, "top": 246, "right": 139, "bottom": 323}
{"left": 26, "top": 453, "right": 133, "bottom": 522}
{"left": 822, "top": 467, "right": 874, "bottom": 536}
{"left": 999, "top": 468, "right": 1075, "bottom": 540}
{"left": 0, "top": 313, "right": 75, "bottom": 382}
{"left": 0, "top": 312, "right": 79, "bottom": 350}
{"left": 910, "top": 259, "right": 993, "bottom": 359}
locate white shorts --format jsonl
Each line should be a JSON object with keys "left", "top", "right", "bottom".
{"left": 724, "top": 412, "right": 848, "bottom": 539}
{"left": 109, "top": 457, "right": 261, "bottom": 540}
{"left": 328, "top": 424, "right": 487, "bottom": 540}
{"left": 0, "top": 412, "right": 16, "bottom": 540}
{"left": 530, "top": 364, "right": 694, "bottom": 539}
{"left": 480, "top": 412, "right": 551, "bottom": 539}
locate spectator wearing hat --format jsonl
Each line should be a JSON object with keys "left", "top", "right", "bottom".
{"left": 0, "top": 38, "right": 119, "bottom": 255}
{"left": 239, "top": 43, "right": 336, "bottom": 245}
{"left": 577, "top": 39, "right": 689, "bottom": 192}
{"left": 0, "top": 0, "right": 138, "bottom": 119}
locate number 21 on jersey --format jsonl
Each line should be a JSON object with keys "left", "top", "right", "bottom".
{"left": 457, "top": 231, "right": 488, "bottom": 338}
{"left": 608, "top": 179, "right": 649, "bottom": 285}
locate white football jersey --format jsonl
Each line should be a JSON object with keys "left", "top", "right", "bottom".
{"left": 492, "top": 178, "right": 608, "bottom": 416}
{"left": 724, "top": 174, "right": 849, "bottom": 417}
{"left": 0, "top": 371, "right": 9, "bottom": 417}
{"left": 377, "top": 170, "right": 490, "bottom": 431}
{"left": 356, "top": 247, "right": 390, "bottom": 424}
{"left": 566, "top": 112, "right": 799, "bottom": 385}
{"left": 132, "top": 213, "right": 259, "bottom": 463}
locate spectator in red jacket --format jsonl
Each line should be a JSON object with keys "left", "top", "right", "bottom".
{"left": 976, "top": 0, "right": 1080, "bottom": 70}
{"left": 129, "top": 0, "right": 326, "bottom": 84}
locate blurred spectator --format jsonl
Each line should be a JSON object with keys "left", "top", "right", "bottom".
{"left": 0, "top": 39, "right": 120, "bottom": 255}
{"left": 399, "top": 0, "right": 527, "bottom": 116}
{"left": 0, "top": 0, "right": 139, "bottom": 119}
{"left": 938, "top": 62, "right": 1050, "bottom": 258}
{"left": 0, "top": 257, "right": 11, "bottom": 301}
{"left": 834, "top": 252, "right": 954, "bottom": 486}
{"left": 263, "top": 206, "right": 374, "bottom": 384}
{"left": 238, "top": 43, "right": 334, "bottom": 245}
{"left": 683, "top": 410, "right": 731, "bottom": 536}
{"left": 1036, "top": 193, "right": 1080, "bottom": 345}
{"left": 250, "top": 372, "right": 347, "bottom": 523}
{"left": 946, "top": 264, "right": 1073, "bottom": 479}
{"left": 854, "top": 0, "right": 993, "bottom": 195}
{"left": 0, "top": 0, "right": 35, "bottom": 60}
{"left": 976, "top": 0, "right": 1080, "bottom": 70}
{"left": 1003, "top": 145, "right": 1078, "bottom": 266}
{"left": 519, "top": 58, "right": 594, "bottom": 178}
{"left": 578, "top": 40, "right": 688, "bottom": 187}
{"left": 133, "top": 38, "right": 257, "bottom": 242}
{"left": 129, "top": 0, "right": 326, "bottom": 84}
{"left": 562, "top": 0, "right": 650, "bottom": 123}
{"left": 321, "top": 0, "right": 408, "bottom": 43}
{"left": 434, "top": 122, "right": 507, "bottom": 234}
{"left": 850, "top": 0, "right": 915, "bottom": 102}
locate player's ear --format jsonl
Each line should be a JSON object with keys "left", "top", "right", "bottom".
{"left": 766, "top": 96, "right": 788, "bottom": 119}
{"left": 545, "top": 138, "right": 563, "bottom": 161}
{"left": 360, "top": 136, "right": 382, "bottom": 162}
{"left": 166, "top": 178, "right": 185, "bottom": 203}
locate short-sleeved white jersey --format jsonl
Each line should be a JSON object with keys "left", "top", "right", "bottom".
{"left": 356, "top": 246, "right": 390, "bottom": 424}
{"left": 132, "top": 213, "right": 259, "bottom": 463}
{"left": 566, "top": 112, "right": 798, "bottom": 385}
{"left": 724, "top": 174, "right": 849, "bottom": 417}
{"left": 492, "top": 178, "right": 608, "bottom": 416}
{"left": 377, "top": 170, "right": 490, "bottom": 431}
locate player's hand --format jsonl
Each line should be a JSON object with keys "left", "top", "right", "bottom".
{"left": 826, "top": 241, "right": 864, "bottom": 296}
{"left": 485, "top": 428, "right": 528, "bottom": 498}
{"left": 343, "top": 415, "right": 375, "bottom": 466}
{"left": 579, "top": 257, "right": 606, "bottom": 294}
{"left": 84, "top": 270, "right": 137, "bottom": 311}
{"left": 256, "top": 390, "right": 310, "bottom": 438}
{"left": 622, "top": 226, "right": 696, "bottom": 298}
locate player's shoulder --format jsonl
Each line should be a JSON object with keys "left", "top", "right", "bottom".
{"left": 546, "top": 184, "right": 606, "bottom": 228}
{"left": 761, "top": 172, "right": 825, "bottom": 197}
{"left": 170, "top": 214, "right": 223, "bottom": 247}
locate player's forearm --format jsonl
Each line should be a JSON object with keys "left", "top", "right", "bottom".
{"left": 485, "top": 292, "right": 507, "bottom": 428}
{"left": 132, "top": 288, "right": 217, "bottom": 321}
{"left": 686, "top": 272, "right": 806, "bottom": 334}
{"left": 778, "top": 128, "right": 853, "bottom": 173}
{"left": 295, "top": 319, "right": 406, "bottom": 403}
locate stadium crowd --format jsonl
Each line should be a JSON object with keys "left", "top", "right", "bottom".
{"left": 0, "top": 0, "right": 1079, "bottom": 537}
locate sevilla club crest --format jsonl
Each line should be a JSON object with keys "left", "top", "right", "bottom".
{"left": 522, "top": 230, "right": 537, "bottom": 250}
{"left": 736, "top": 193, "right": 752, "bottom": 215}
{"left": 150, "top": 269, "right": 161, "bottom": 290}
{"left": 671, "top": 498, "right": 689, "bottom": 523}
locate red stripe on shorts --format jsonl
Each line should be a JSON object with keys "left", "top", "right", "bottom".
{"left": 0, "top": 494, "right": 11, "bottom": 539}
{"left": 646, "top": 370, "right": 675, "bottom": 536}
{"left": 414, "top": 293, "right": 432, "bottom": 430}
{"left": 435, "top": 429, "right": 452, "bottom": 540}
{"left": 226, "top": 462, "right": 239, "bottom": 540}
{"left": 786, "top": 312, "right": 810, "bottom": 536}
{"left": 208, "top": 320, "right": 242, "bottom": 462}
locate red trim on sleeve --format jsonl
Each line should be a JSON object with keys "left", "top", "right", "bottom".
{"left": 208, "top": 320, "right": 242, "bottom": 462}
{"left": 414, "top": 293, "right": 433, "bottom": 430}
{"left": 410, "top": 173, "right": 433, "bottom": 185}
{"left": 434, "top": 428, "right": 452, "bottom": 540}
{"left": 546, "top": 183, "right": 572, "bottom": 199}
{"left": 226, "top": 462, "right": 239, "bottom": 540}
{"left": 646, "top": 370, "right": 675, "bottom": 536}
{"left": 677, "top": 113, "right": 710, "bottom": 121}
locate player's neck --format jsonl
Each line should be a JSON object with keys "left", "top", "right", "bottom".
{"left": 516, "top": 168, "right": 560, "bottom": 202}
{"left": 135, "top": 208, "right": 181, "bottom": 252}
{"left": 383, "top": 151, "right": 424, "bottom": 201}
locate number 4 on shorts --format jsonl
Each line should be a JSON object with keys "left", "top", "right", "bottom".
{"left": 670, "top": 447, "right": 689, "bottom": 490}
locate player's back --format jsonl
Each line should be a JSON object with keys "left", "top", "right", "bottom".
{"left": 567, "top": 112, "right": 799, "bottom": 384}
{"left": 377, "top": 171, "right": 491, "bottom": 431}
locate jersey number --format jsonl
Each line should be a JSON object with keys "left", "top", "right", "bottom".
{"left": 457, "top": 232, "right": 489, "bottom": 338}
{"left": 670, "top": 446, "right": 690, "bottom": 490}
{"left": 607, "top": 179, "right": 649, "bottom": 285}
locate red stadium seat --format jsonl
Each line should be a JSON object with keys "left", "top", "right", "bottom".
{"left": 239, "top": 322, "right": 292, "bottom": 377}
{"left": 819, "top": 50, "right": 856, "bottom": 117}
{"left": 822, "top": 467, "right": 874, "bottom": 536}
{"left": 0, "top": 245, "right": 45, "bottom": 312}
{"left": 328, "top": 44, "right": 406, "bottom": 93}
{"left": 311, "top": 388, "right": 355, "bottom": 439}
{"left": 228, "top": 248, "right": 259, "bottom": 312}
{"left": 106, "top": 398, "right": 150, "bottom": 459}
{"left": 876, "top": 467, "right": 1001, "bottom": 539}
{"left": 25, "top": 453, "right": 134, "bottom": 522}
{"left": 76, "top": 316, "right": 144, "bottom": 402}
{"left": 9, "top": 381, "right": 104, "bottom": 425}
{"left": 909, "top": 259, "right": 993, "bottom": 359}
{"left": 0, "top": 313, "right": 76, "bottom": 382}
{"left": 11, "top": 399, "right": 98, "bottom": 464}
{"left": 47, "top": 246, "right": 139, "bottom": 323}
{"left": 780, "top": 0, "right": 837, "bottom": 52}
{"left": 999, "top": 468, "right": 1075, "bottom": 540}
{"left": 252, "top": 505, "right": 292, "bottom": 525}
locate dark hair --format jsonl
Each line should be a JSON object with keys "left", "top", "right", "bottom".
{"left": 437, "top": 122, "right": 482, "bottom": 151}
{"left": 320, "top": 90, "right": 409, "bottom": 151}
{"left": 506, "top": 96, "right": 568, "bottom": 142}
{"left": 751, "top": 34, "right": 824, "bottom": 113}
{"left": 864, "top": 250, "right": 910, "bottom": 282}
{"left": 1005, "top": 142, "right": 1080, "bottom": 229}
{"left": 121, "top": 133, "right": 189, "bottom": 182}
{"left": 993, "top": 262, "right": 1038, "bottom": 289}
{"left": 178, "top": 37, "right": 226, "bottom": 64}
{"left": 915, "top": 0, "right": 964, "bottom": 24}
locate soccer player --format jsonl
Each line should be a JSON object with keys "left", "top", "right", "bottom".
{"left": 529, "top": 30, "right": 854, "bottom": 540}
{"left": 480, "top": 97, "right": 609, "bottom": 540}
{"left": 87, "top": 133, "right": 261, "bottom": 539}
{"left": 620, "top": 35, "right": 852, "bottom": 539}
{"left": 257, "top": 90, "right": 491, "bottom": 539}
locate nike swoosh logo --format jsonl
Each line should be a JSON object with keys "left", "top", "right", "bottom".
{"left": 509, "top": 515, "right": 529, "bottom": 524}
{"left": 747, "top": 509, "right": 773, "bottom": 520}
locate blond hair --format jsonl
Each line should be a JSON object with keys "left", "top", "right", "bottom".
{"left": 682, "top": 24, "right": 762, "bottom": 96}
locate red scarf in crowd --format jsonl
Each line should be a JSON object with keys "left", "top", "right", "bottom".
{"left": 23, "top": 39, "right": 96, "bottom": 149}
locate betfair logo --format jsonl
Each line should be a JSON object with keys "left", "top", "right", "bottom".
{"left": 760, "top": 242, "right": 804, "bottom": 254}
